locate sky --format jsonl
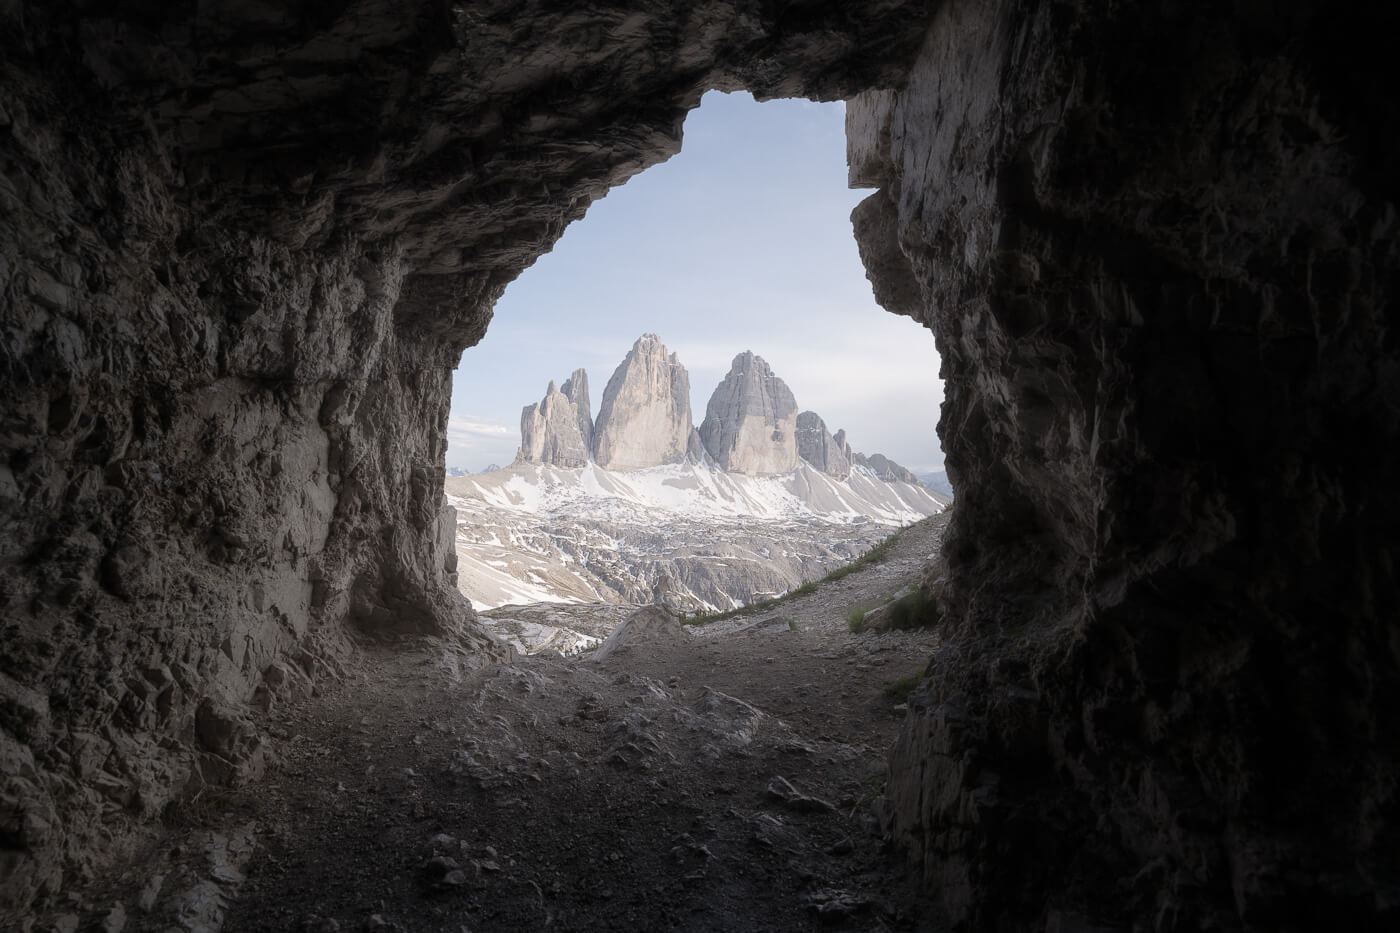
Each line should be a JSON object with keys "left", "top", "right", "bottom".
{"left": 448, "top": 91, "right": 944, "bottom": 474}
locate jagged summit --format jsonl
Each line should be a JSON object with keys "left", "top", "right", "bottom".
{"left": 592, "top": 334, "right": 694, "bottom": 470}
{"left": 698, "top": 351, "right": 800, "bottom": 475}
{"left": 508, "top": 335, "right": 926, "bottom": 487}
{"left": 796, "top": 411, "right": 851, "bottom": 479}
{"left": 518, "top": 369, "right": 592, "bottom": 467}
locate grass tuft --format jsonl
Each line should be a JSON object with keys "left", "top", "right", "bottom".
{"left": 883, "top": 588, "right": 937, "bottom": 631}
{"left": 846, "top": 606, "right": 867, "bottom": 633}
{"left": 884, "top": 671, "right": 924, "bottom": 703}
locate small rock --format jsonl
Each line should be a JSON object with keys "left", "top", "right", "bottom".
{"left": 765, "top": 775, "right": 836, "bottom": 813}
{"left": 136, "top": 874, "right": 164, "bottom": 912}
{"left": 102, "top": 903, "right": 127, "bottom": 933}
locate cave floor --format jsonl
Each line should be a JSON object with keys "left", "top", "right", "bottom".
{"left": 79, "top": 518, "right": 947, "bottom": 932}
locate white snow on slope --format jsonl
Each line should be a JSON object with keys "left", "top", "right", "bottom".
{"left": 447, "top": 460, "right": 945, "bottom": 526}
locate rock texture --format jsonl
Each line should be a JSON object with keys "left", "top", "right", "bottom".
{"left": 591, "top": 335, "right": 694, "bottom": 470}
{"left": 2, "top": 0, "right": 1397, "bottom": 929}
{"left": 0, "top": 3, "right": 935, "bottom": 921}
{"left": 518, "top": 370, "right": 592, "bottom": 468}
{"left": 445, "top": 460, "right": 944, "bottom": 612}
{"left": 849, "top": 1, "right": 1400, "bottom": 929}
{"left": 699, "top": 352, "right": 800, "bottom": 475}
{"left": 796, "top": 411, "right": 852, "bottom": 479}
{"left": 853, "top": 452, "right": 918, "bottom": 485}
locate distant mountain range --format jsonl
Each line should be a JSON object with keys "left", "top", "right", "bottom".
{"left": 917, "top": 471, "right": 953, "bottom": 498}
{"left": 444, "top": 335, "right": 948, "bottom": 612}
{"left": 447, "top": 465, "right": 500, "bottom": 477}
{"left": 516, "top": 333, "right": 927, "bottom": 485}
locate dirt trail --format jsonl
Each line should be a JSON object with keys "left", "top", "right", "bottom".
{"left": 81, "top": 515, "right": 948, "bottom": 932}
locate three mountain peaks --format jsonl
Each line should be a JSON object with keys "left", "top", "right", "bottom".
{"left": 518, "top": 333, "right": 921, "bottom": 483}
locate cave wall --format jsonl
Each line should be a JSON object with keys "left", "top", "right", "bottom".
{"left": 4, "top": 0, "right": 1396, "bottom": 927}
{"left": 848, "top": 0, "right": 1399, "bottom": 928}
{"left": 0, "top": 0, "right": 937, "bottom": 919}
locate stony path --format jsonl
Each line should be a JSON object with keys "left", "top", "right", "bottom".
{"left": 68, "top": 515, "right": 948, "bottom": 932}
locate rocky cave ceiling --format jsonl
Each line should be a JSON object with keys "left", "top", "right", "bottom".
{"left": 2, "top": 0, "right": 1397, "bottom": 929}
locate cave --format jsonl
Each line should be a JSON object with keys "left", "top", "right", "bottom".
{"left": 1, "top": 1, "right": 1396, "bottom": 930}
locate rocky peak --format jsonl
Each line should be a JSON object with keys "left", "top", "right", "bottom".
{"left": 795, "top": 411, "right": 852, "bottom": 479}
{"left": 592, "top": 335, "right": 693, "bottom": 470}
{"left": 699, "top": 352, "right": 799, "bottom": 475}
{"left": 854, "top": 452, "right": 919, "bottom": 485}
{"left": 519, "top": 370, "right": 593, "bottom": 468}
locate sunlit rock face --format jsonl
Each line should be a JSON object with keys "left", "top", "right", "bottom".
{"left": 0, "top": 1, "right": 934, "bottom": 919}
{"left": 519, "top": 370, "right": 593, "bottom": 468}
{"left": 848, "top": 0, "right": 1399, "bottom": 928}
{"left": 699, "top": 351, "right": 800, "bottom": 475}
{"left": 592, "top": 334, "right": 694, "bottom": 470}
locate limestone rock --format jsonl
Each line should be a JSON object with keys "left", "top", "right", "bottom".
{"left": 587, "top": 605, "right": 688, "bottom": 664}
{"left": 0, "top": 3, "right": 933, "bottom": 915}
{"left": 699, "top": 353, "right": 799, "bottom": 475}
{"left": 852, "top": 452, "right": 919, "bottom": 485}
{"left": 795, "top": 411, "right": 851, "bottom": 479}
{"left": 519, "top": 370, "right": 593, "bottom": 468}
{"left": 592, "top": 335, "right": 693, "bottom": 470}
{"left": 849, "top": 1, "right": 1400, "bottom": 928}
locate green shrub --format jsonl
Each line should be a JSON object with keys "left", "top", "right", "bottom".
{"left": 884, "top": 587, "right": 937, "bottom": 631}
{"left": 846, "top": 605, "right": 867, "bottom": 632}
{"left": 884, "top": 671, "right": 923, "bottom": 702}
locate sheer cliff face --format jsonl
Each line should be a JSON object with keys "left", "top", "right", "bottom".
{"left": 592, "top": 335, "right": 694, "bottom": 470}
{"left": 0, "top": 4, "right": 935, "bottom": 918}
{"left": 848, "top": 0, "right": 1399, "bottom": 928}
{"left": 796, "top": 411, "right": 851, "bottom": 479}
{"left": 699, "top": 352, "right": 800, "bottom": 475}
{"left": 520, "top": 371, "right": 593, "bottom": 468}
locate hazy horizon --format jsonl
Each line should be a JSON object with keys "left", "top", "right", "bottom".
{"left": 449, "top": 91, "right": 945, "bottom": 474}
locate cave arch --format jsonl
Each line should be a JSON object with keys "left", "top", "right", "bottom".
{"left": 1, "top": 1, "right": 1396, "bottom": 928}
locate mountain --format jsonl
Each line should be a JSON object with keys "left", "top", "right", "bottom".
{"left": 592, "top": 334, "right": 694, "bottom": 470}
{"left": 445, "top": 460, "right": 946, "bottom": 611}
{"left": 916, "top": 470, "right": 953, "bottom": 498}
{"left": 519, "top": 369, "right": 592, "bottom": 467}
{"left": 447, "top": 334, "right": 948, "bottom": 611}
{"left": 795, "top": 411, "right": 851, "bottom": 479}
{"left": 854, "top": 452, "right": 919, "bottom": 484}
{"left": 698, "top": 351, "right": 800, "bottom": 475}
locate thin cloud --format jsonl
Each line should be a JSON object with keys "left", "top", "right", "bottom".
{"left": 447, "top": 416, "right": 513, "bottom": 443}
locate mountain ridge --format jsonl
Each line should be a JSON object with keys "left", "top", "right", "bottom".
{"left": 446, "top": 458, "right": 946, "bottom": 610}
{"left": 515, "top": 333, "right": 928, "bottom": 487}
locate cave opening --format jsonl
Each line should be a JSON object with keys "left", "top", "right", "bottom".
{"left": 447, "top": 90, "right": 944, "bottom": 479}
{"left": 443, "top": 90, "right": 948, "bottom": 617}
{"left": 3, "top": 0, "right": 1395, "bottom": 928}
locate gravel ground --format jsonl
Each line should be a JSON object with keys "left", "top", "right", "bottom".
{"left": 56, "top": 514, "right": 949, "bottom": 932}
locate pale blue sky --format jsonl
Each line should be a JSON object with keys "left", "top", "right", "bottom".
{"left": 449, "top": 91, "right": 944, "bottom": 473}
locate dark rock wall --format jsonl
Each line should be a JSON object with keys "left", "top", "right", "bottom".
{"left": 0, "top": 0, "right": 935, "bottom": 920}
{"left": 849, "top": 0, "right": 1399, "bottom": 928}
{"left": 4, "top": 0, "right": 1395, "bottom": 927}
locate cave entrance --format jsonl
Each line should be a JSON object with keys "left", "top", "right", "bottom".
{"left": 444, "top": 90, "right": 945, "bottom": 622}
